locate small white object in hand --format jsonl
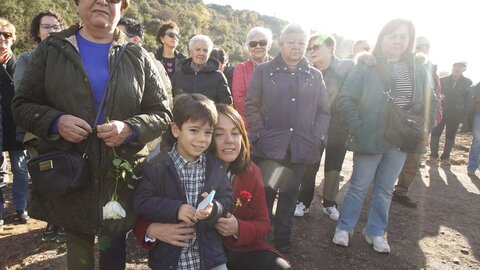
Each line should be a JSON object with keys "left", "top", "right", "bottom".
{"left": 103, "top": 200, "right": 126, "bottom": 220}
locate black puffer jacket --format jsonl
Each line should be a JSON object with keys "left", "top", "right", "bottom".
{"left": 172, "top": 58, "right": 232, "bottom": 104}
{"left": 12, "top": 24, "right": 172, "bottom": 235}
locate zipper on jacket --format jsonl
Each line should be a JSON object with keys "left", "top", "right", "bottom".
{"left": 194, "top": 71, "right": 198, "bottom": 93}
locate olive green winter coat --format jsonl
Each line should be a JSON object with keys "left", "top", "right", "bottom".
{"left": 338, "top": 53, "right": 438, "bottom": 154}
{"left": 12, "top": 24, "right": 172, "bottom": 235}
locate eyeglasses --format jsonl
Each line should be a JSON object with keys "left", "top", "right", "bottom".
{"left": 40, "top": 24, "right": 62, "bottom": 31}
{"left": 165, "top": 32, "right": 181, "bottom": 39}
{"left": 306, "top": 44, "right": 323, "bottom": 53}
{"left": 415, "top": 44, "right": 430, "bottom": 50}
{"left": 0, "top": 31, "right": 13, "bottom": 39}
{"left": 249, "top": 40, "right": 268, "bottom": 48}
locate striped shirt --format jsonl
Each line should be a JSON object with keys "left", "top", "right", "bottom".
{"left": 169, "top": 146, "right": 206, "bottom": 270}
{"left": 389, "top": 61, "right": 413, "bottom": 108}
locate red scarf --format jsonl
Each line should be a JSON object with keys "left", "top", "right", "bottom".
{"left": 0, "top": 52, "right": 12, "bottom": 65}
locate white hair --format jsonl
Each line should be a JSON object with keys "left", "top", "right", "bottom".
{"left": 188, "top": 34, "right": 214, "bottom": 52}
{"left": 245, "top": 26, "right": 273, "bottom": 48}
{"left": 279, "top": 24, "right": 307, "bottom": 44}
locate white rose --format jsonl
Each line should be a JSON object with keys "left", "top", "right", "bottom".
{"left": 102, "top": 200, "right": 126, "bottom": 220}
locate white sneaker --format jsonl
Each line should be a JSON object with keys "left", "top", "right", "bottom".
{"left": 294, "top": 202, "right": 309, "bottom": 217}
{"left": 323, "top": 206, "right": 340, "bottom": 221}
{"left": 365, "top": 235, "right": 390, "bottom": 253}
{"left": 332, "top": 229, "right": 349, "bottom": 247}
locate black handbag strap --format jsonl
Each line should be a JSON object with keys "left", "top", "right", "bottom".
{"left": 82, "top": 44, "right": 128, "bottom": 157}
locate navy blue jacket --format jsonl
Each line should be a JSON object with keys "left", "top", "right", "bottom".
{"left": 133, "top": 149, "right": 233, "bottom": 270}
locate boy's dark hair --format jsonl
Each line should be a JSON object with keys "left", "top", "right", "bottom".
{"left": 118, "top": 17, "right": 144, "bottom": 39}
{"left": 211, "top": 104, "right": 251, "bottom": 174}
{"left": 172, "top": 94, "right": 218, "bottom": 129}
{"left": 156, "top": 20, "right": 179, "bottom": 45}
{"left": 30, "top": 10, "right": 64, "bottom": 44}
{"left": 210, "top": 47, "right": 228, "bottom": 64}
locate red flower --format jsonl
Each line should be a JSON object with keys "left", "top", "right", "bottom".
{"left": 235, "top": 190, "right": 252, "bottom": 208}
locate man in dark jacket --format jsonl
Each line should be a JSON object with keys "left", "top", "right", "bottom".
{"left": 245, "top": 24, "right": 330, "bottom": 253}
{"left": 210, "top": 47, "right": 234, "bottom": 90}
{"left": 430, "top": 62, "right": 472, "bottom": 165}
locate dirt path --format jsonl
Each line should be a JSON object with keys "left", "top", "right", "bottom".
{"left": 1, "top": 133, "right": 479, "bottom": 269}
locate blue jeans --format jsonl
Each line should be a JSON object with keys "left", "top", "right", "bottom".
{"left": 336, "top": 148, "right": 407, "bottom": 237}
{"left": 0, "top": 150, "right": 29, "bottom": 214}
{"left": 468, "top": 113, "right": 480, "bottom": 172}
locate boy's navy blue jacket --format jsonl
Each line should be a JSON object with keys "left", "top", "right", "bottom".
{"left": 133, "top": 149, "right": 234, "bottom": 270}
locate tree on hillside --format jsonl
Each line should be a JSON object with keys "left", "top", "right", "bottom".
{"left": 0, "top": 0, "right": 289, "bottom": 64}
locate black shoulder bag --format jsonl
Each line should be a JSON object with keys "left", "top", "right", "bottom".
{"left": 27, "top": 44, "right": 128, "bottom": 198}
{"left": 383, "top": 89, "right": 424, "bottom": 152}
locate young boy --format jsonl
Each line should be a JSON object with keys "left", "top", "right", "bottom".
{"left": 134, "top": 93, "right": 233, "bottom": 270}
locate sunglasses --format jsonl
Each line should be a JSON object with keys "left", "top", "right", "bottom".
{"left": 165, "top": 32, "right": 181, "bottom": 39}
{"left": 249, "top": 40, "right": 268, "bottom": 48}
{"left": 306, "top": 44, "right": 323, "bottom": 53}
{"left": 0, "top": 31, "right": 13, "bottom": 39}
{"left": 40, "top": 24, "right": 62, "bottom": 31}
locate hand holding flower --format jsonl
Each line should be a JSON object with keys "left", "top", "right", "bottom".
{"left": 102, "top": 118, "right": 140, "bottom": 220}
{"left": 97, "top": 120, "right": 132, "bottom": 147}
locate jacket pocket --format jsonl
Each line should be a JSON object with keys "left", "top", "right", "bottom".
{"left": 253, "top": 130, "right": 284, "bottom": 156}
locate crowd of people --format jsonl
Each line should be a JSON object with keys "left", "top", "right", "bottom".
{"left": 0, "top": 0, "right": 478, "bottom": 269}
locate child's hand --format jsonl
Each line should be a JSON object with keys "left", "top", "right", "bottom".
{"left": 196, "top": 192, "right": 213, "bottom": 220}
{"left": 178, "top": 204, "right": 198, "bottom": 224}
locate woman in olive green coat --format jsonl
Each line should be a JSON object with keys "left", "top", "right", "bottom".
{"left": 12, "top": 0, "right": 171, "bottom": 268}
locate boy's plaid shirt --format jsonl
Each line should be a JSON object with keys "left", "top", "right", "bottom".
{"left": 169, "top": 146, "right": 206, "bottom": 270}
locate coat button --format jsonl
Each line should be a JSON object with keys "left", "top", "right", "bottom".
{"left": 291, "top": 98, "right": 295, "bottom": 101}
{"left": 289, "top": 128, "right": 293, "bottom": 132}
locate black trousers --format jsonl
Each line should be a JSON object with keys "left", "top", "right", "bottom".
{"left": 226, "top": 249, "right": 292, "bottom": 270}
{"left": 431, "top": 117, "right": 461, "bottom": 141}
{"left": 297, "top": 143, "right": 347, "bottom": 208}
{"left": 66, "top": 229, "right": 126, "bottom": 270}
{"left": 253, "top": 155, "right": 307, "bottom": 242}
